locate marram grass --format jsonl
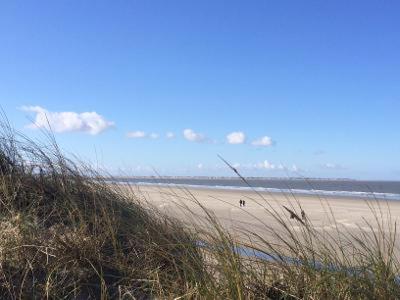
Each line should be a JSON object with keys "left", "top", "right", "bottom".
{"left": 0, "top": 118, "right": 399, "bottom": 299}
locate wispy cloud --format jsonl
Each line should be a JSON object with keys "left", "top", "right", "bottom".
{"left": 149, "top": 133, "right": 159, "bottom": 139}
{"left": 232, "top": 160, "right": 285, "bottom": 171}
{"left": 166, "top": 132, "right": 175, "bottom": 139}
{"left": 126, "top": 131, "right": 147, "bottom": 138}
{"left": 21, "top": 106, "right": 114, "bottom": 135}
{"left": 192, "top": 161, "right": 305, "bottom": 175}
{"left": 251, "top": 136, "right": 274, "bottom": 147}
{"left": 126, "top": 131, "right": 160, "bottom": 139}
{"left": 256, "top": 160, "right": 274, "bottom": 170}
{"left": 226, "top": 131, "right": 246, "bottom": 144}
{"left": 183, "top": 129, "right": 206, "bottom": 142}
{"left": 255, "top": 160, "right": 285, "bottom": 170}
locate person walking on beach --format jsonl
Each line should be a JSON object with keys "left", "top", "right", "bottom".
{"left": 239, "top": 199, "right": 243, "bottom": 207}
{"left": 243, "top": 200, "right": 246, "bottom": 207}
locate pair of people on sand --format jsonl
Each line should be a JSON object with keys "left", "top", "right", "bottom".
{"left": 239, "top": 199, "right": 246, "bottom": 207}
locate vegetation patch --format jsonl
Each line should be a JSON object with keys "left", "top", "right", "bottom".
{"left": 0, "top": 119, "right": 399, "bottom": 299}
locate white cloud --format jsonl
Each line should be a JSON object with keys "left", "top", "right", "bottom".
{"left": 277, "top": 164, "right": 285, "bottom": 170}
{"left": 197, "top": 163, "right": 203, "bottom": 169}
{"left": 21, "top": 106, "right": 114, "bottom": 135}
{"left": 166, "top": 132, "right": 175, "bottom": 139}
{"left": 291, "top": 164, "right": 299, "bottom": 172}
{"left": 226, "top": 131, "right": 246, "bottom": 144}
{"left": 127, "top": 131, "right": 146, "bottom": 138}
{"left": 256, "top": 160, "right": 276, "bottom": 170}
{"left": 126, "top": 131, "right": 160, "bottom": 139}
{"left": 251, "top": 136, "right": 274, "bottom": 147}
{"left": 149, "top": 133, "right": 159, "bottom": 139}
{"left": 230, "top": 161, "right": 286, "bottom": 171}
{"left": 232, "top": 162, "right": 241, "bottom": 169}
{"left": 183, "top": 129, "right": 206, "bottom": 142}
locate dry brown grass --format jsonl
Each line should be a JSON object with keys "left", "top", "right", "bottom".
{"left": 0, "top": 115, "right": 399, "bottom": 299}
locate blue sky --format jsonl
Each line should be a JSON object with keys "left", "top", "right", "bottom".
{"left": 1, "top": 1, "right": 399, "bottom": 179}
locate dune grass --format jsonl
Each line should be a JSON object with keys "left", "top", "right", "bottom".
{"left": 0, "top": 120, "right": 207, "bottom": 299}
{"left": 0, "top": 118, "right": 399, "bottom": 299}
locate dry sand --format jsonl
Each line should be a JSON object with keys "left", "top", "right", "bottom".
{"left": 125, "top": 184, "right": 400, "bottom": 245}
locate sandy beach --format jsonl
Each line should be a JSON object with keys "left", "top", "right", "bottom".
{"left": 126, "top": 184, "right": 400, "bottom": 244}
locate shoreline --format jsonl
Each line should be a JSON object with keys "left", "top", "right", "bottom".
{"left": 113, "top": 181, "right": 400, "bottom": 202}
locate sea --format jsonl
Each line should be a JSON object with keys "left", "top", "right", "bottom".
{"left": 111, "top": 177, "right": 400, "bottom": 201}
